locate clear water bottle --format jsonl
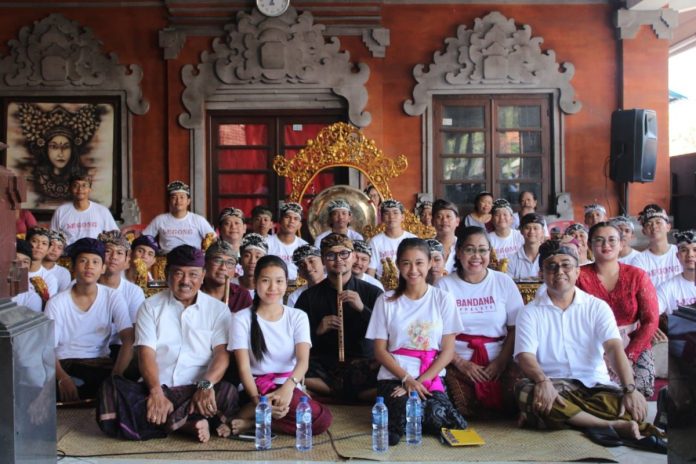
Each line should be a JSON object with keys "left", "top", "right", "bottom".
{"left": 255, "top": 395, "right": 272, "bottom": 450}
{"left": 371, "top": 396, "right": 388, "bottom": 452}
{"left": 405, "top": 391, "right": 422, "bottom": 446}
{"left": 295, "top": 396, "right": 313, "bottom": 451}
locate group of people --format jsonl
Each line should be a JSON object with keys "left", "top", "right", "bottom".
{"left": 13, "top": 175, "right": 687, "bottom": 453}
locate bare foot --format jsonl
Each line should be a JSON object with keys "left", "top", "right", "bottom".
{"left": 611, "top": 420, "right": 640, "bottom": 440}
{"left": 181, "top": 419, "right": 211, "bottom": 443}
{"left": 231, "top": 418, "right": 254, "bottom": 435}
{"left": 217, "top": 423, "right": 231, "bottom": 438}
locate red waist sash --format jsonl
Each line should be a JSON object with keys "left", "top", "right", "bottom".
{"left": 392, "top": 348, "right": 444, "bottom": 393}
{"left": 455, "top": 334, "right": 505, "bottom": 410}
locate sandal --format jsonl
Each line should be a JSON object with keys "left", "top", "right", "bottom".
{"left": 623, "top": 435, "right": 668, "bottom": 455}
{"left": 583, "top": 427, "right": 624, "bottom": 447}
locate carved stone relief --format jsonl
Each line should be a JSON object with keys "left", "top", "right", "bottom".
{"left": 0, "top": 14, "right": 150, "bottom": 224}
{"left": 615, "top": 8, "right": 679, "bottom": 40}
{"left": 403, "top": 11, "right": 581, "bottom": 116}
{"left": 179, "top": 8, "right": 371, "bottom": 129}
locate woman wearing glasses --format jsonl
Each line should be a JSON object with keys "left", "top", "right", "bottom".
{"left": 576, "top": 222, "right": 659, "bottom": 397}
{"left": 436, "top": 226, "right": 524, "bottom": 418}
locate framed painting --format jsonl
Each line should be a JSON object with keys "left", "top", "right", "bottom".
{"left": 3, "top": 98, "right": 121, "bottom": 219}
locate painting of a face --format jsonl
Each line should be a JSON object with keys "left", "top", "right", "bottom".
{"left": 47, "top": 134, "right": 71, "bottom": 174}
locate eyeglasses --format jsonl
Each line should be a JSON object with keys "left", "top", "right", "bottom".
{"left": 542, "top": 262, "right": 576, "bottom": 273}
{"left": 590, "top": 236, "right": 621, "bottom": 247}
{"left": 324, "top": 250, "right": 352, "bottom": 261}
{"left": 461, "top": 246, "right": 490, "bottom": 256}
{"left": 210, "top": 257, "right": 237, "bottom": 268}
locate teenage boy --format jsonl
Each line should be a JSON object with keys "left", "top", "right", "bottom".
{"left": 507, "top": 213, "right": 546, "bottom": 280}
{"left": 266, "top": 202, "right": 308, "bottom": 281}
{"left": 26, "top": 227, "right": 59, "bottom": 306}
{"left": 201, "top": 239, "right": 251, "bottom": 313}
{"left": 43, "top": 230, "right": 72, "bottom": 292}
{"left": 367, "top": 199, "right": 416, "bottom": 278}
{"left": 46, "top": 238, "right": 134, "bottom": 401}
{"left": 610, "top": 216, "right": 640, "bottom": 265}
{"left": 584, "top": 204, "right": 608, "bottom": 229}
{"left": 657, "top": 230, "right": 696, "bottom": 315}
{"left": 488, "top": 199, "right": 524, "bottom": 261}
{"left": 143, "top": 180, "right": 215, "bottom": 253}
{"left": 287, "top": 244, "right": 326, "bottom": 307}
{"left": 50, "top": 174, "right": 119, "bottom": 245}
{"left": 313, "top": 199, "right": 364, "bottom": 247}
{"left": 237, "top": 233, "right": 268, "bottom": 299}
{"left": 125, "top": 234, "right": 160, "bottom": 284}
{"left": 351, "top": 240, "right": 384, "bottom": 290}
{"left": 12, "top": 239, "right": 43, "bottom": 313}
{"left": 632, "top": 204, "right": 682, "bottom": 288}
{"left": 250, "top": 205, "right": 274, "bottom": 237}
{"left": 432, "top": 199, "right": 460, "bottom": 274}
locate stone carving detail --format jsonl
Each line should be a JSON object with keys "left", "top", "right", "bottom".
{"left": 0, "top": 14, "right": 149, "bottom": 115}
{"left": 159, "top": 28, "right": 187, "bottom": 60}
{"left": 121, "top": 197, "right": 141, "bottom": 226}
{"left": 615, "top": 8, "right": 678, "bottom": 40}
{"left": 179, "top": 8, "right": 371, "bottom": 128}
{"left": 362, "top": 28, "right": 390, "bottom": 58}
{"left": 404, "top": 11, "right": 581, "bottom": 116}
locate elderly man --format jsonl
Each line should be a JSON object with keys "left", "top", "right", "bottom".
{"left": 295, "top": 233, "right": 382, "bottom": 401}
{"left": 143, "top": 181, "right": 215, "bottom": 253}
{"left": 514, "top": 240, "right": 665, "bottom": 453}
{"left": 201, "top": 239, "right": 251, "bottom": 313}
{"left": 97, "top": 245, "right": 238, "bottom": 443}
{"left": 313, "top": 199, "right": 364, "bottom": 248}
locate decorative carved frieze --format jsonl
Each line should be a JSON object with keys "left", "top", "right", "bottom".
{"left": 179, "top": 7, "right": 371, "bottom": 128}
{"left": 615, "top": 8, "right": 679, "bottom": 40}
{"left": 158, "top": 27, "right": 187, "bottom": 60}
{"left": 403, "top": 11, "right": 581, "bottom": 116}
{"left": 362, "top": 27, "right": 390, "bottom": 58}
{"left": 0, "top": 13, "right": 149, "bottom": 115}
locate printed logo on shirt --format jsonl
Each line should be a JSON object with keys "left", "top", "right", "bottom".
{"left": 455, "top": 296, "right": 496, "bottom": 313}
{"left": 379, "top": 250, "right": 396, "bottom": 260}
{"left": 65, "top": 221, "right": 98, "bottom": 230}
{"left": 407, "top": 320, "right": 434, "bottom": 350}
{"left": 164, "top": 228, "right": 195, "bottom": 236}
{"left": 647, "top": 266, "right": 682, "bottom": 278}
{"left": 676, "top": 296, "right": 696, "bottom": 307}
{"left": 494, "top": 245, "right": 520, "bottom": 257}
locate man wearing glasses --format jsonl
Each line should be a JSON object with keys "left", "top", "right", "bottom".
{"left": 295, "top": 233, "right": 383, "bottom": 402}
{"left": 201, "top": 239, "right": 252, "bottom": 313}
{"left": 513, "top": 240, "right": 665, "bottom": 453}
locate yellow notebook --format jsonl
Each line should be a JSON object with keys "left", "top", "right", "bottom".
{"left": 440, "top": 427, "right": 485, "bottom": 447}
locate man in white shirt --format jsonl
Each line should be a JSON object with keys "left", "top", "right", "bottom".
{"left": 514, "top": 240, "right": 665, "bottom": 453}
{"left": 43, "top": 230, "right": 72, "bottom": 292}
{"left": 632, "top": 204, "right": 682, "bottom": 287}
{"left": 25, "top": 227, "right": 59, "bottom": 308}
{"left": 142, "top": 180, "right": 215, "bottom": 253}
{"left": 657, "top": 230, "right": 696, "bottom": 315}
{"left": 368, "top": 199, "right": 416, "bottom": 278}
{"left": 287, "top": 244, "right": 326, "bottom": 307}
{"left": 98, "top": 245, "right": 238, "bottom": 443}
{"left": 313, "top": 199, "right": 364, "bottom": 247}
{"left": 50, "top": 174, "right": 119, "bottom": 245}
{"left": 266, "top": 202, "right": 307, "bottom": 281}
{"left": 507, "top": 213, "right": 545, "bottom": 281}
{"left": 584, "top": 204, "right": 607, "bottom": 229}
{"left": 488, "top": 199, "right": 524, "bottom": 262}
{"left": 11, "top": 239, "right": 43, "bottom": 313}
{"left": 352, "top": 240, "right": 384, "bottom": 290}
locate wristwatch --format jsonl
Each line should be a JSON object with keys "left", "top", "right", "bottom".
{"left": 622, "top": 383, "right": 636, "bottom": 394}
{"left": 196, "top": 379, "right": 213, "bottom": 390}
{"left": 289, "top": 376, "right": 301, "bottom": 385}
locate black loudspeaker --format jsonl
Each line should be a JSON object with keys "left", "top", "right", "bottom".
{"left": 609, "top": 109, "right": 657, "bottom": 183}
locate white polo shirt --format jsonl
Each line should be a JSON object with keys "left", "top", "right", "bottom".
{"left": 506, "top": 247, "right": 540, "bottom": 281}
{"left": 514, "top": 287, "right": 620, "bottom": 388}
{"left": 135, "top": 290, "right": 230, "bottom": 387}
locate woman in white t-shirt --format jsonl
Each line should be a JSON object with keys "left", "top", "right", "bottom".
{"left": 220, "top": 255, "right": 332, "bottom": 437}
{"left": 366, "top": 238, "right": 467, "bottom": 447}
{"left": 436, "top": 226, "right": 524, "bottom": 418}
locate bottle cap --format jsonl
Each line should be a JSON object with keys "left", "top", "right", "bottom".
{"left": 375, "top": 396, "right": 384, "bottom": 403}
{"left": 301, "top": 396, "right": 309, "bottom": 403}
{"left": 260, "top": 395, "right": 268, "bottom": 403}
{"left": 410, "top": 391, "right": 418, "bottom": 398}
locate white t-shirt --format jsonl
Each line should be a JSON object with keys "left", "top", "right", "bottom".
{"left": 108, "top": 278, "right": 146, "bottom": 345}
{"left": 314, "top": 228, "right": 364, "bottom": 248}
{"left": 12, "top": 289, "right": 43, "bottom": 313}
{"left": 135, "top": 290, "right": 230, "bottom": 387}
{"left": 45, "top": 264, "right": 72, "bottom": 292}
{"left": 657, "top": 274, "right": 696, "bottom": 315}
{"left": 514, "top": 287, "right": 620, "bottom": 388}
{"left": 287, "top": 285, "right": 307, "bottom": 308}
{"left": 360, "top": 273, "right": 385, "bottom": 291}
{"left": 487, "top": 229, "right": 524, "bottom": 261}
{"left": 28, "top": 266, "right": 59, "bottom": 297}
{"left": 50, "top": 201, "right": 119, "bottom": 245}
{"left": 632, "top": 245, "right": 682, "bottom": 288}
{"left": 369, "top": 231, "right": 417, "bottom": 277}
{"left": 143, "top": 212, "right": 215, "bottom": 253}
{"left": 618, "top": 249, "right": 640, "bottom": 266}
{"left": 267, "top": 234, "right": 308, "bottom": 281}
{"left": 228, "top": 305, "right": 311, "bottom": 384}
{"left": 506, "top": 247, "right": 540, "bottom": 281}
{"left": 443, "top": 240, "right": 457, "bottom": 274}
{"left": 436, "top": 270, "right": 523, "bottom": 362}
{"left": 45, "top": 284, "right": 131, "bottom": 360}
{"left": 366, "top": 286, "right": 463, "bottom": 381}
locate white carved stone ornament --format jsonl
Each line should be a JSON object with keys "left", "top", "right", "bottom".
{"left": 404, "top": 11, "right": 581, "bottom": 116}
{"left": 179, "top": 8, "right": 371, "bottom": 128}
{"left": 615, "top": 8, "right": 678, "bottom": 40}
{"left": 0, "top": 13, "right": 149, "bottom": 115}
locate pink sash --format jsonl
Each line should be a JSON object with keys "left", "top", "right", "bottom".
{"left": 392, "top": 348, "right": 444, "bottom": 393}
{"left": 254, "top": 371, "right": 292, "bottom": 395}
{"left": 456, "top": 334, "right": 505, "bottom": 410}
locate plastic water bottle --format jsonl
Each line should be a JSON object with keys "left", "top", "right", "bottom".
{"left": 255, "top": 395, "right": 272, "bottom": 450}
{"left": 405, "top": 391, "right": 422, "bottom": 446}
{"left": 295, "top": 396, "right": 313, "bottom": 451}
{"left": 371, "top": 396, "right": 388, "bottom": 452}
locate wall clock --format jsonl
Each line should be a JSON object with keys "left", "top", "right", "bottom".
{"left": 256, "top": 0, "right": 290, "bottom": 17}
